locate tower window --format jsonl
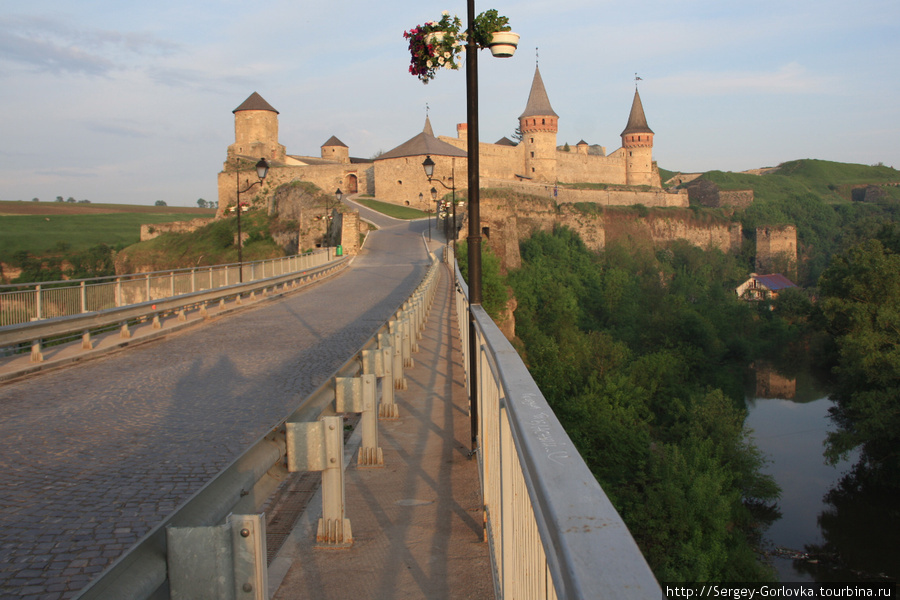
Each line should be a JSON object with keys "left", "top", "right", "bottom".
{"left": 542, "top": 118, "right": 545, "bottom": 125}
{"left": 530, "top": 137, "right": 534, "bottom": 143}
{"left": 531, "top": 152, "right": 534, "bottom": 158}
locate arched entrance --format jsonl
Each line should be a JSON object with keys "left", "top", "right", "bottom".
{"left": 345, "top": 173, "right": 358, "bottom": 194}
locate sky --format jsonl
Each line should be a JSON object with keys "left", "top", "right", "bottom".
{"left": 2, "top": 0, "right": 898, "bottom": 206}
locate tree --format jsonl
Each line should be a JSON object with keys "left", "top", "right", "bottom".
{"left": 66, "top": 197, "right": 76, "bottom": 203}
{"left": 155, "top": 200, "right": 167, "bottom": 207}
{"left": 819, "top": 239, "right": 900, "bottom": 489}
{"left": 32, "top": 197, "right": 39, "bottom": 202}
{"left": 197, "top": 198, "right": 208, "bottom": 208}
{"left": 56, "top": 196, "right": 64, "bottom": 202}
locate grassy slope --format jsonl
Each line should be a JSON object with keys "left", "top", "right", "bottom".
{"left": 0, "top": 202, "right": 215, "bottom": 262}
{"left": 354, "top": 198, "right": 428, "bottom": 219}
{"left": 699, "top": 159, "right": 900, "bottom": 203}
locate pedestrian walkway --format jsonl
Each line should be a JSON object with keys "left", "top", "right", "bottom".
{"left": 269, "top": 262, "right": 495, "bottom": 600}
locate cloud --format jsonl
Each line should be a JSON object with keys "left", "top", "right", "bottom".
{"left": 653, "top": 63, "right": 833, "bottom": 96}
{"left": 0, "top": 15, "right": 177, "bottom": 76}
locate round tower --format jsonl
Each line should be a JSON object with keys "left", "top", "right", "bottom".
{"left": 621, "top": 88, "right": 654, "bottom": 186}
{"left": 519, "top": 65, "right": 558, "bottom": 183}
{"left": 321, "top": 135, "right": 350, "bottom": 164}
{"left": 228, "top": 92, "right": 286, "bottom": 163}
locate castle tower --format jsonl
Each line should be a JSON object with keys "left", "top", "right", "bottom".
{"left": 321, "top": 135, "right": 350, "bottom": 164}
{"left": 621, "top": 88, "right": 654, "bottom": 186}
{"left": 228, "top": 92, "right": 286, "bottom": 163}
{"left": 519, "top": 65, "right": 558, "bottom": 182}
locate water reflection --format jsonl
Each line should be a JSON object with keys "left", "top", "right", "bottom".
{"left": 745, "top": 365, "right": 898, "bottom": 583}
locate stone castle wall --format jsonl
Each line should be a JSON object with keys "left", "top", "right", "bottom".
{"left": 477, "top": 193, "right": 742, "bottom": 272}
{"left": 755, "top": 225, "right": 797, "bottom": 274}
{"left": 140, "top": 218, "right": 213, "bottom": 241}
{"left": 480, "top": 177, "right": 688, "bottom": 208}
{"left": 218, "top": 162, "right": 372, "bottom": 217}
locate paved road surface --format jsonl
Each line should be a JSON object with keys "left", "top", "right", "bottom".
{"left": 0, "top": 205, "right": 434, "bottom": 599}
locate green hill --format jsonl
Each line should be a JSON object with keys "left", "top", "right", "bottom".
{"left": 698, "top": 159, "right": 900, "bottom": 204}
{"left": 678, "top": 159, "right": 900, "bottom": 285}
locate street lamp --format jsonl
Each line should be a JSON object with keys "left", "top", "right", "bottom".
{"left": 422, "top": 156, "right": 457, "bottom": 250}
{"left": 321, "top": 188, "right": 343, "bottom": 248}
{"left": 235, "top": 157, "right": 269, "bottom": 282}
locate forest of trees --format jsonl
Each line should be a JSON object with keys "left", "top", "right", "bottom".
{"left": 502, "top": 228, "right": 784, "bottom": 580}
{"left": 468, "top": 205, "right": 900, "bottom": 581}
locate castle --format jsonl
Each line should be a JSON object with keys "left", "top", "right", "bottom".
{"left": 217, "top": 66, "right": 687, "bottom": 216}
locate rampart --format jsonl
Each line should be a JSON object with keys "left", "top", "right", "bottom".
{"left": 476, "top": 192, "right": 741, "bottom": 271}
{"left": 140, "top": 218, "right": 213, "bottom": 241}
{"left": 481, "top": 177, "right": 688, "bottom": 208}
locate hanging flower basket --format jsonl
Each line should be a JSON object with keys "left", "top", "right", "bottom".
{"left": 488, "top": 31, "right": 519, "bottom": 58}
{"left": 403, "top": 9, "right": 516, "bottom": 83}
{"left": 403, "top": 12, "right": 463, "bottom": 84}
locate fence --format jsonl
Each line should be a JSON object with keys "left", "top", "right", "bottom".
{"left": 0, "top": 251, "right": 336, "bottom": 328}
{"left": 451, "top": 250, "right": 660, "bottom": 599}
{"left": 73, "top": 247, "right": 441, "bottom": 600}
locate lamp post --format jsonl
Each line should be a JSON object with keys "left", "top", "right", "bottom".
{"left": 323, "top": 188, "right": 342, "bottom": 248}
{"left": 235, "top": 157, "right": 269, "bottom": 283}
{"left": 422, "top": 155, "right": 457, "bottom": 250}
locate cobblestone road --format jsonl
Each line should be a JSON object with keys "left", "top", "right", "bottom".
{"left": 0, "top": 207, "right": 434, "bottom": 599}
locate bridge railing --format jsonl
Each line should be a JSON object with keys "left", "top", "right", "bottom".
{"left": 0, "top": 250, "right": 345, "bottom": 365}
{"left": 451, "top": 253, "right": 660, "bottom": 599}
{"left": 73, "top": 243, "right": 442, "bottom": 600}
{"left": 0, "top": 250, "right": 337, "bottom": 328}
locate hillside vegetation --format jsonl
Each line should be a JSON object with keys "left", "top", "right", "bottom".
{"left": 0, "top": 202, "right": 214, "bottom": 263}
{"left": 115, "top": 212, "right": 285, "bottom": 274}
{"left": 690, "top": 160, "right": 900, "bottom": 285}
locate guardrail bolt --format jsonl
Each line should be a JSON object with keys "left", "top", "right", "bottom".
{"left": 243, "top": 583, "right": 253, "bottom": 593}
{"left": 240, "top": 528, "right": 250, "bottom": 538}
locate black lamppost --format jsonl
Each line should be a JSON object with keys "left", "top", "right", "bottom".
{"left": 422, "top": 155, "right": 457, "bottom": 249}
{"left": 322, "top": 188, "right": 342, "bottom": 248}
{"left": 235, "top": 157, "right": 269, "bottom": 282}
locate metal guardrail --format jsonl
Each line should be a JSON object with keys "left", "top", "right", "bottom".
{"left": 451, "top": 251, "right": 661, "bottom": 599}
{"left": 73, "top": 244, "right": 442, "bottom": 600}
{"left": 0, "top": 250, "right": 337, "bottom": 328}
{"left": 0, "top": 251, "right": 345, "bottom": 363}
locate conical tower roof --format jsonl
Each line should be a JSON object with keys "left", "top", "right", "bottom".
{"left": 233, "top": 92, "right": 279, "bottom": 114}
{"left": 519, "top": 65, "right": 558, "bottom": 119}
{"left": 621, "top": 88, "right": 653, "bottom": 136}
{"left": 377, "top": 117, "right": 466, "bottom": 160}
{"left": 321, "top": 135, "right": 348, "bottom": 148}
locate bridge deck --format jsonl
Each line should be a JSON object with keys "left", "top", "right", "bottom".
{"left": 0, "top": 207, "right": 492, "bottom": 599}
{"left": 270, "top": 263, "right": 494, "bottom": 600}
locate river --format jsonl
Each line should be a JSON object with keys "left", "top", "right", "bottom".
{"left": 744, "top": 367, "right": 899, "bottom": 583}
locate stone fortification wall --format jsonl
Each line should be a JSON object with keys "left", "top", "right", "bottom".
{"left": 755, "top": 225, "right": 797, "bottom": 274}
{"left": 217, "top": 162, "right": 371, "bottom": 217}
{"left": 719, "top": 190, "right": 754, "bottom": 209}
{"left": 140, "top": 218, "right": 213, "bottom": 241}
{"left": 479, "top": 178, "right": 688, "bottom": 208}
{"left": 476, "top": 192, "right": 742, "bottom": 272}
{"left": 439, "top": 137, "right": 521, "bottom": 180}
{"left": 557, "top": 150, "right": 628, "bottom": 185}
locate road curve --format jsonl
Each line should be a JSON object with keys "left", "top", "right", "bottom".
{"left": 0, "top": 207, "right": 435, "bottom": 599}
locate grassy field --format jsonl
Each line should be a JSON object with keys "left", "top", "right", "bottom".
{"left": 0, "top": 201, "right": 215, "bottom": 261}
{"left": 354, "top": 198, "right": 428, "bottom": 219}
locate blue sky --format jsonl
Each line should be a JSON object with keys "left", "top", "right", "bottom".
{"left": 2, "top": 0, "right": 898, "bottom": 206}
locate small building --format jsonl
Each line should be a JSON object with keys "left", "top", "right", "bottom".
{"left": 735, "top": 273, "right": 798, "bottom": 301}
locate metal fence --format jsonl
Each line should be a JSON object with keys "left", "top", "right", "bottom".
{"left": 0, "top": 251, "right": 335, "bottom": 328}
{"left": 451, "top": 251, "right": 660, "bottom": 599}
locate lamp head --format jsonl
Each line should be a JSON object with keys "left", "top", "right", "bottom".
{"left": 335, "top": 188, "right": 343, "bottom": 202}
{"left": 255, "top": 158, "right": 269, "bottom": 180}
{"left": 431, "top": 187, "right": 438, "bottom": 201}
{"left": 422, "top": 155, "right": 435, "bottom": 178}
